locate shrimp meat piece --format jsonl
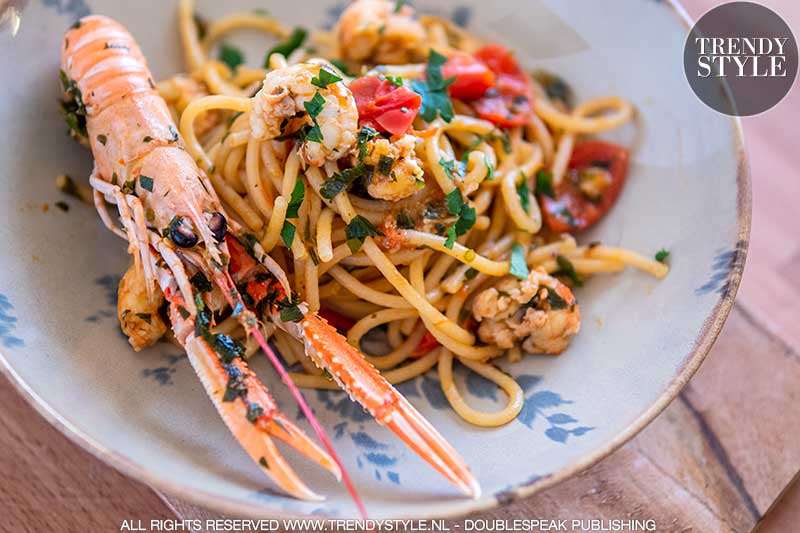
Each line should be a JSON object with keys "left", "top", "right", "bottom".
{"left": 472, "top": 268, "right": 580, "bottom": 354}
{"left": 336, "top": 0, "right": 426, "bottom": 64}
{"left": 250, "top": 63, "right": 358, "bottom": 167}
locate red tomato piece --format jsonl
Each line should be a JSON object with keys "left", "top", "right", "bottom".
{"left": 540, "top": 141, "right": 630, "bottom": 232}
{"left": 410, "top": 330, "right": 441, "bottom": 358}
{"left": 318, "top": 307, "right": 356, "bottom": 333}
{"left": 472, "top": 43, "right": 533, "bottom": 127}
{"left": 410, "top": 317, "right": 477, "bottom": 358}
{"left": 441, "top": 51, "right": 495, "bottom": 101}
{"left": 350, "top": 76, "right": 421, "bottom": 136}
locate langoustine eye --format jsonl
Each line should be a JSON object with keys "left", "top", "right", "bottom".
{"left": 209, "top": 212, "right": 227, "bottom": 243}
{"left": 169, "top": 216, "right": 198, "bottom": 248}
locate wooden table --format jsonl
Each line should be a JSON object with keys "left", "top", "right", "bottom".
{"left": 1, "top": 1, "right": 798, "bottom": 531}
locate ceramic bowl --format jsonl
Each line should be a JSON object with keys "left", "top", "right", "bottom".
{"left": 0, "top": 0, "right": 749, "bottom": 520}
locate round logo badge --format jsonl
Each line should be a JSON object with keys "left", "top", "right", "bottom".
{"left": 683, "top": 1, "right": 798, "bottom": 116}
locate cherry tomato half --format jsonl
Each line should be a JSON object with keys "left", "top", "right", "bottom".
{"left": 472, "top": 43, "right": 534, "bottom": 127}
{"left": 350, "top": 76, "right": 421, "bottom": 136}
{"left": 441, "top": 51, "right": 495, "bottom": 101}
{"left": 540, "top": 141, "right": 629, "bottom": 233}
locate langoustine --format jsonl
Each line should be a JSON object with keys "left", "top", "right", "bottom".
{"left": 60, "top": 14, "right": 478, "bottom": 505}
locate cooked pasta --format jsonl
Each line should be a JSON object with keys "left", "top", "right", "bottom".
{"left": 143, "top": 0, "right": 669, "bottom": 428}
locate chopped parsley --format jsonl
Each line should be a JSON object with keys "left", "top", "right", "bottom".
{"left": 265, "top": 27, "right": 307, "bottom": 65}
{"left": 411, "top": 49, "right": 455, "bottom": 123}
{"left": 385, "top": 75, "right": 403, "bottom": 86}
{"left": 516, "top": 172, "right": 531, "bottom": 213}
{"left": 277, "top": 294, "right": 304, "bottom": 323}
{"left": 97, "top": 134, "right": 107, "bottom": 145}
{"left": 214, "top": 334, "right": 245, "bottom": 364}
{"left": 311, "top": 68, "right": 342, "bottom": 88}
{"left": 281, "top": 221, "right": 296, "bottom": 248}
{"left": 509, "top": 242, "right": 529, "bottom": 280}
{"left": 535, "top": 169, "right": 555, "bottom": 198}
{"left": 484, "top": 155, "right": 495, "bottom": 181}
{"left": 134, "top": 312, "right": 152, "bottom": 324}
{"left": 546, "top": 288, "right": 568, "bottom": 310}
{"left": 555, "top": 254, "right": 583, "bottom": 286}
{"left": 168, "top": 125, "right": 179, "bottom": 143}
{"left": 302, "top": 91, "right": 326, "bottom": 143}
{"left": 218, "top": 43, "right": 244, "bottom": 70}
{"left": 439, "top": 158, "right": 457, "bottom": 180}
{"left": 330, "top": 59, "right": 355, "bottom": 77}
{"left": 246, "top": 402, "right": 264, "bottom": 423}
{"left": 465, "top": 267, "right": 479, "bottom": 280}
{"left": 59, "top": 70, "right": 87, "bottom": 140}
{"left": 143, "top": 135, "right": 153, "bottom": 143}
{"left": 139, "top": 175, "right": 154, "bottom": 192}
{"left": 345, "top": 215, "right": 383, "bottom": 253}
{"left": 190, "top": 271, "right": 212, "bottom": 292}
{"left": 655, "top": 248, "right": 670, "bottom": 264}
{"left": 320, "top": 165, "right": 366, "bottom": 200}
{"left": 445, "top": 189, "right": 463, "bottom": 215}
{"left": 394, "top": 0, "right": 405, "bottom": 13}
{"left": 357, "top": 126, "right": 379, "bottom": 160}
{"left": 122, "top": 179, "right": 136, "bottom": 195}
{"left": 222, "top": 364, "right": 248, "bottom": 401}
{"left": 442, "top": 190, "right": 476, "bottom": 249}
{"left": 533, "top": 70, "right": 573, "bottom": 108}
{"left": 193, "top": 13, "right": 207, "bottom": 39}
{"left": 378, "top": 155, "right": 395, "bottom": 175}
{"left": 396, "top": 211, "right": 415, "bottom": 229}
{"left": 285, "top": 178, "right": 305, "bottom": 218}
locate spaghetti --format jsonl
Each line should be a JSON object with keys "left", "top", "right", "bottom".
{"left": 144, "top": 0, "right": 669, "bottom": 428}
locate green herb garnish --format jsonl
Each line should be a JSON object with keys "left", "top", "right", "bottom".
{"left": 285, "top": 178, "right": 305, "bottom": 218}
{"left": 439, "top": 158, "right": 457, "bottom": 180}
{"left": 330, "top": 59, "right": 355, "bottom": 77}
{"left": 509, "top": 242, "right": 529, "bottom": 280}
{"left": 246, "top": 402, "right": 264, "bottom": 423}
{"left": 442, "top": 190, "right": 476, "bottom": 249}
{"left": 655, "top": 248, "right": 670, "bottom": 264}
{"left": 556, "top": 254, "right": 583, "bottom": 286}
{"left": 516, "top": 172, "right": 530, "bottom": 213}
{"left": 265, "top": 27, "right": 307, "bottom": 65}
{"left": 536, "top": 169, "right": 555, "bottom": 198}
{"left": 345, "top": 215, "right": 383, "bottom": 253}
{"left": 357, "top": 126, "right": 379, "bottom": 160}
{"left": 546, "top": 289, "right": 568, "bottom": 310}
{"left": 281, "top": 221, "right": 296, "bottom": 248}
{"left": 219, "top": 43, "right": 244, "bottom": 70}
{"left": 320, "top": 165, "right": 366, "bottom": 200}
{"left": 411, "top": 49, "right": 455, "bottom": 123}
{"left": 386, "top": 75, "right": 403, "bottom": 86}
{"left": 139, "top": 175, "right": 154, "bottom": 192}
{"left": 311, "top": 68, "right": 342, "bottom": 88}
{"left": 190, "top": 271, "right": 212, "bottom": 292}
{"left": 378, "top": 155, "right": 395, "bottom": 175}
{"left": 396, "top": 211, "right": 415, "bottom": 229}
{"left": 97, "top": 134, "right": 107, "bottom": 146}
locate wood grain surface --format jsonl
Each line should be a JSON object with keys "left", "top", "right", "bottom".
{"left": 1, "top": 0, "right": 798, "bottom": 532}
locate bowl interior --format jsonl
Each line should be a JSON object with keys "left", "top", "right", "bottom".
{"left": 0, "top": 0, "right": 747, "bottom": 519}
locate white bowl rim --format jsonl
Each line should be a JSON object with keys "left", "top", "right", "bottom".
{"left": 0, "top": 0, "right": 752, "bottom": 520}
